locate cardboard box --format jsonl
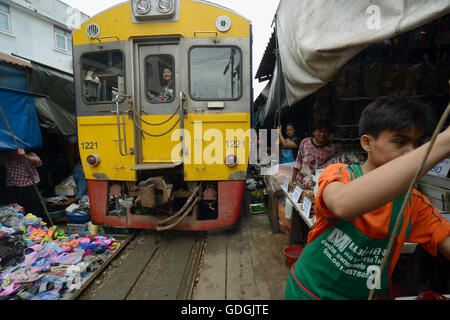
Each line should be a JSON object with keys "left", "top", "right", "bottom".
{"left": 418, "top": 174, "right": 449, "bottom": 214}
{"left": 55, "top": 185, "right": 77, "bottom": 197}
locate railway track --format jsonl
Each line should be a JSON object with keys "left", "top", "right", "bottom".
{"left": 71, "top": 229, "right": 206, "bottom": 300}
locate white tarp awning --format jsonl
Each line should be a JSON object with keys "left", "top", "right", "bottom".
{"left": 276, "top": 0, "right": 450, "bottom": 105}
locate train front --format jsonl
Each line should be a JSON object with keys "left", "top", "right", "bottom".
{"left": 72, "top": 0, "right": 252, "bottom": 230}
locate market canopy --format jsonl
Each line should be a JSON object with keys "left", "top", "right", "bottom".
{"left": 0, "top": 87, "right": 42, "bottom": 150}
{"left": 29, "top": 63, "right": 77, "bottom": 136}
{"left": 276, "top": 0, "right": 450, "bottom": 106}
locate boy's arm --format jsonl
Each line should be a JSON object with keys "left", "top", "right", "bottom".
{"left": 438, "top": 237, "right": 450, "bottom": 260}
{"left": 323, "top": 127, "right": 450, "bottom": 221}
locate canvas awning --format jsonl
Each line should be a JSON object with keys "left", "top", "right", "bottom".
{"left": 276, "top": 0, "right": 450, "bottom": 105}
{"left": 0, "top": 87, "right": 43, "bottom": 150}
{"left": 29, "top": 63, "right": 77, "bottom": 136}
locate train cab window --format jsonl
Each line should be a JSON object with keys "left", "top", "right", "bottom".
{"left": 81, "top": 50, "right": 125, "bottom": 103}
{"left": 189, "top": 46, "right": 242, "bottom": 100}
{"left": 145, "top": 54, "right": 175, "bottom": 103}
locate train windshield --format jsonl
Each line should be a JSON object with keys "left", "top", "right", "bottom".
{"left": 189, "top": 46, "right": 241, "bottom": 100}
{"left": 81, "top": 50, "right": 125, "bottom": 103}
{"left": 145, "top": 54, "right": 175, "bottom": 103}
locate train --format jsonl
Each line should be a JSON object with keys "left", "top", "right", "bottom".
{"left": 72, "top": 0, "right": 252, "bottom": 230}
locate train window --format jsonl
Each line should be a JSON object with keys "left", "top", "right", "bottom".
{"left": 189, "top": 46, "right": 242, "bottom": 100}
{"left": 81, "top": 50, "right": 125, "bottom": 103}
{"left": 145, "top": 54, "right": 175, "bottom": 103}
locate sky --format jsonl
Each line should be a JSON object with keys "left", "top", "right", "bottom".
{"left": 59, "top": 0, "right": 279, "bottom": 97}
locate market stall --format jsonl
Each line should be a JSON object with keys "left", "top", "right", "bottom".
{"left": 252, "top": 2, "right": 450, "bottom": 297}
{"left": 0, "top": 204, "right": 123, "bottom": 300}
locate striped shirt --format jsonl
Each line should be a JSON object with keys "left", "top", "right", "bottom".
{"left": 0, "top": 151, "right": 42, "bottom": 187}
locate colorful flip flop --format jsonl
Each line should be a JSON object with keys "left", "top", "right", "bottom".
{"left": 56, "top": 250, "right": 84, "bottom": 265}
{"left": 0, "top": 284, "right": 21, "bottom": 296}
{"left": 8, "top": 268, "right": 44, "bottom": 283}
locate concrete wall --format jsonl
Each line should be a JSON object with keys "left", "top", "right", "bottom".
{"left": 0, "top": 0, "right": 89, "bottom": 74}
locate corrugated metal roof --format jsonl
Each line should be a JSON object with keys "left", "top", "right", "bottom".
{"left": 255, "top": 29, "right": 276, "bottom": 82}
{"left": 0, "top": 52, "right": 32, "bottom": 69}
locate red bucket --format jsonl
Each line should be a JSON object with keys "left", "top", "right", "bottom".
{"left": 283, "top": 246, "right": 303, "bottom": 268}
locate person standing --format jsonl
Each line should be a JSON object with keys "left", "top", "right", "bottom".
{"left": 278, "top": 123, "right": 300, "bottom": 164}
{"left": 292, "top": 120, "right": 337, "bottom": 189}
{"left": 0, "top": 148, "right": 44, "bottom": 219}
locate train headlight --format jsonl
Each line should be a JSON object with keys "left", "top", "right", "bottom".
{"left": 216, "top": 15, "right": 231, "bottom": 32}
{"left": 135, "top": 0, "right": 151, "bottom": 15}
{"left": 157, "top": 0, "right": 173, "bottom": 14}
{"left": 225, "top": 154, "right": 238, "bottom": 167}
{"left": 86, "top": 154, "right": 101, "bottom": 167}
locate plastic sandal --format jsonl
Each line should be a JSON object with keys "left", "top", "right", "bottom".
{"left": 57, "top": 251, "right": 84, "bottom": 265}
{"left": 28, "top": 229, "right": 46, "bottom": 240}
{"left": 58, "top": 239, "right": 80, "bottom": 247}
{"left": 38, "top": 281, "right": 54, "bottom": 293}
{"left": 8, "top": 268, "right": 44, "bottom": 283}
{"left": 19, "top": 244, "right": 43, "bottom": 265}
{"left": 0, "top": 284, "right": 21, "bottom": 296}
{"left": 30, "top": 258, "right": 51, "bottom": 273}
{"left": 16, "top": 288, "right": 33, "bottom": 300}
{"left": 78, "top": 237, "right": 91, "bottom": 244}
{"left": 30, "top": 291, "right": 59, "bottom": 300}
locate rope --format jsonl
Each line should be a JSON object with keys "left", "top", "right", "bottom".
{"left": 368, "top": 101, "right": 450, "bottom": 300}
{"left": 131, "top": 102, "right": 181, "bottom": 126}
{"left": 0, "top": 104, "right": 53, "bottom": 226}
{"left": 132, "top": 116, "right": 180, "bottom": 137}
{"left": 128, "top": 102, "right": 181, "bottom": 137}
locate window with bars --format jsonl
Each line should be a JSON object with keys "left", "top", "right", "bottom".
{"left": 55, "top": 26, "right": 72, "bottom": 53}
{"left": 0, "top": 2, "right": 11, "bottom": 33}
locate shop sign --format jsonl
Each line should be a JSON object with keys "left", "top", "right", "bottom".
{"left": 292, "top": 186, "right": 303, "bottom": 202}
{"left": 282, "top": 177, "right": 289, "bottom": 191}
{"left": 302, "top": 197, "right": 312, "bottom": 217}
{"left": 428, "top": 159, "right": 450, "bottom": 178}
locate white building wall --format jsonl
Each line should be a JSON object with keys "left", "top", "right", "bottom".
{"left": 0, "top": 0, "right": 89, "bottom": 74}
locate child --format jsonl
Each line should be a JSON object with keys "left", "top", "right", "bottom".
{"left": 278, "top": 123, "right": 299, "bottom": 164}
{"left": 285, "top": 96, "right": 450, "bottom": 300}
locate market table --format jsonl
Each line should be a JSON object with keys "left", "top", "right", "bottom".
{"left": 279, "top": 185, "right": 314, "bottom": 245}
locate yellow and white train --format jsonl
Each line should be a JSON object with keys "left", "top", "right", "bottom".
{"left": 73, "top": 0, "right": 252, "bottom": 230}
